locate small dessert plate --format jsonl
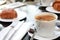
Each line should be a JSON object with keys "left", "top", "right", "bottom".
{"left": 46, "top": 7, "right": 60, "bottom": 13}
{"left": 0, "top": 9, "right": 27, "bottom": 22}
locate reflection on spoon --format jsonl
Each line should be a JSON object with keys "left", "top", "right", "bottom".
{"left": 0, "top": 24, "right": 4, "bottom": 31}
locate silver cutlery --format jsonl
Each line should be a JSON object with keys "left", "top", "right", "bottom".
{"left": 0, "top": 5, "right": 26, "bottom": 10}
{"left": 10, "top": 22, "right": 34, "bottom": 40}
{"left": 13, "top": 5, "right": 27, "bottom": 9}
{"left": 0, "top": 24, "right": 4, "bottom": 31}
{"left": 6, "top": 0, "right": 13, "bottom": 3}
{"left": 8, "top": 21, "right": 25, "bottom": 40}
{"left": 0, "top": 2, "right": 27, "bottom": 10}
{"left": 3, "top": 21, "right": 24, "bottom": 40}
{"left": 30, "top": 28, "right": 36, "bottom": 40}
{"left": 3, "top": 26, "right": 14, "bottom": 40}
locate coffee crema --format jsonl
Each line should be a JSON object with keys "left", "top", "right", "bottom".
{"left": 35, "top": 15, "right": 55, "bottom": 21}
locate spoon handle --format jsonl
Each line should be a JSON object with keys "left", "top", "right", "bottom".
{"left": 30, "top": 29, "right": 36, "bottom": 40}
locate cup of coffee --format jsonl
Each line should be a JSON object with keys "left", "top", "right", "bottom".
{"left": 34, "top": 12, "right": 58, "bottom": 38}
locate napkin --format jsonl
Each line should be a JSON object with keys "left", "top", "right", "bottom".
{"left": 0, "top": 26, "right": 12, "bottom": 40}
{"left": 10, "top": 22, "right": 33, "bottom": 40}
{"left": 0, "top": 21, "right": 24, "bottom": 40}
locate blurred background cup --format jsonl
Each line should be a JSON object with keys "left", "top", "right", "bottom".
{"left": 40, "top": 0, "right": 52, "bottom": 6}
{"left": 34, "top": 12, "right": 58, "bottom": 38}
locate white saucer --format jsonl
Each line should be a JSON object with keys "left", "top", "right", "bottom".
{"left": 28, "top": 32, "right": 51, "bottom": 40}
{"left": 46, "top": 7, "right": 60, "bottom": 13}
{"left": 28, "top": 26, "right": 60, "bottom": 40}
{"left": 28, "top": 21, "right": 60, "bottom": 40}
{"left": 0, "top": 0, "right": 6, "bottom": 5}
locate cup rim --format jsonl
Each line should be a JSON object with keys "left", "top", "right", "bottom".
{"left": 35, "top": 12, "right": 58, "bottom": 22}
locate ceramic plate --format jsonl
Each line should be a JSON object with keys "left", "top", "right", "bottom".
{"left": 28, "top": 27, "right": 60, "bottom": 40}
{"left": 0, "top": 9, "right": 27, "bottom": 22}
{"left": 0, "top": 0, "right": 6, "bottom": 5}
{"left": 46, "top": 7, "right": 60, "bottom": 13}
{"left": 28, "top": 21, "right": 60, "bottom": 40}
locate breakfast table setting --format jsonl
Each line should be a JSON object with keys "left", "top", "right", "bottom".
{"left": 0, "top": 2, "right": 34, "bottom": 40}
{"left": 0, "top": 0, "right": 60, "bottom": 40}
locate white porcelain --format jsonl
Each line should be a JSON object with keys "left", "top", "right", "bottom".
{"left": 40, "top": 0, "right": 52, "bottom": 6}
{"left": 0, "top": 9, "right": 27, "bottom": 22}
{"left": 46, "top": 7, "right": 60, "bottom": 13}
{"left": 28, "top": 26, "right": 60, "bottom": 40}
{"left": 28, "top": 26, "right": 60, "bottom": 39}
{"left": 0, "top": 0, "right": 6, "bottom": 5}
{"left": 34, "top": 12, "right": 60, "bottom": 38}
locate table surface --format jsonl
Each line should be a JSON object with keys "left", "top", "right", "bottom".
{"left": 0, "top": 2, "right": 60, "bottom": 40}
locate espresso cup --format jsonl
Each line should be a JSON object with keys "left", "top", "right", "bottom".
{"left": 34, "top": 12, "right": 58, "bottom": 38}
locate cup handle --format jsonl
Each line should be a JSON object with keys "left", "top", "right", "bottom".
{"left": 55, "top": 26, "right": 60, "bottom": 36}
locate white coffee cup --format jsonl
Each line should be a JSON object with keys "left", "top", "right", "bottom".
{"left": 40, "top": 0, "right": 52, "bottom": 6}
{"left": 34, "top": 12, "right": 59, "bottom": 38}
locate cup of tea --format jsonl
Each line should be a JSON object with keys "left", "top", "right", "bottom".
{"left": 34, "top": 12, "right": 59, "bottom": 38}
